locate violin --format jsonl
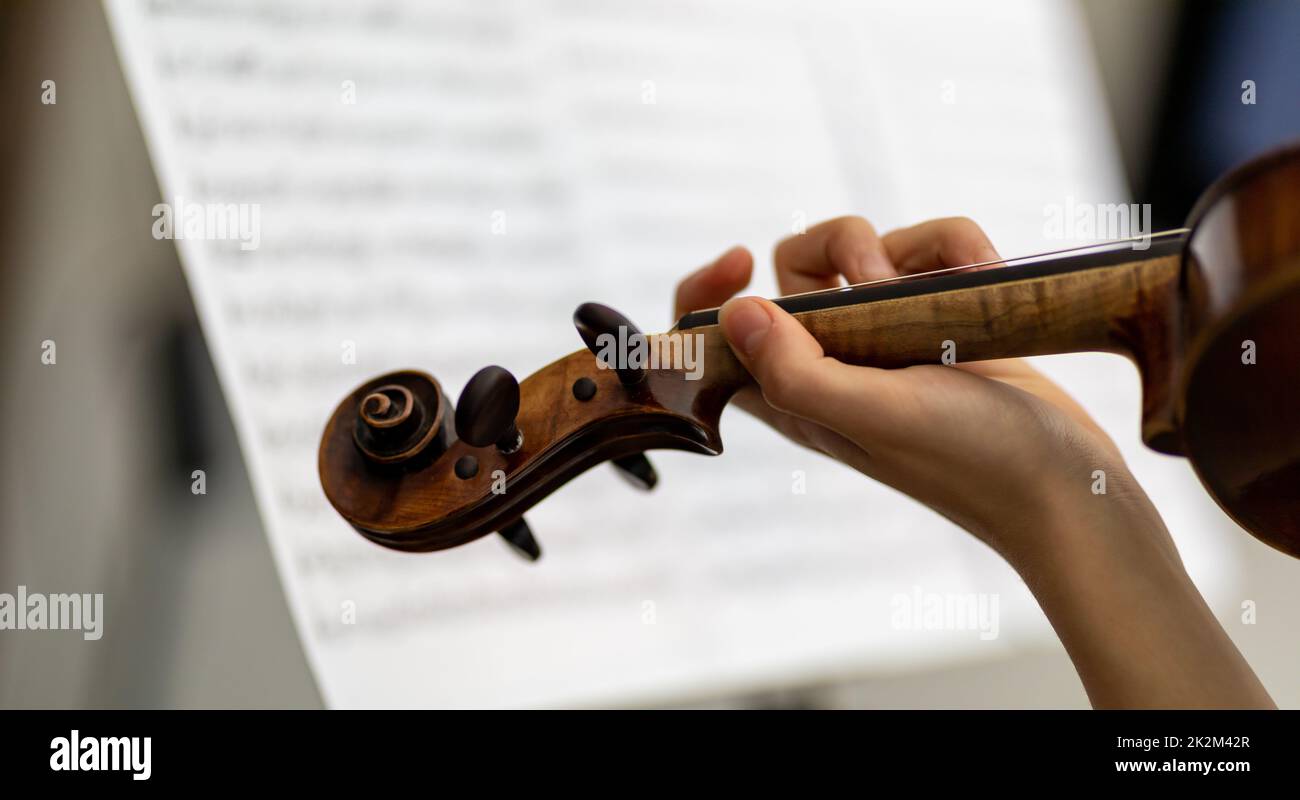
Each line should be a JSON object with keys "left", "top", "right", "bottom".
{"left": 319, "top": 143, "right": 1300, "bottom": 562}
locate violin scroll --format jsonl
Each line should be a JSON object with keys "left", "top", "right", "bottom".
{"left": 318, "top": 303, "right": 747, "bottom": 556}
{"left": 350, "top": 371, "right": 451, "bottom": 466}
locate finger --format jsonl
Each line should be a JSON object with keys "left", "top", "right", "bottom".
{"left": 718, "top": 296, "right": 903, "bottom": 439}
{"left": 773, "top": 216, "right": 895, "bottom": 296}
{"left": 729, "top": 385, "right": 809, "bottom": 446}
{"left": 729, "top": 385, "right": 868, "bottom": 464}
{"left": 673, "top": 245, "right": 753, "bottom": 321}
{"left": 881, "top": 216, "right": 1002, "bottom": 274}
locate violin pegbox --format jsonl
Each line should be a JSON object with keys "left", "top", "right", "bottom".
{"left": 318, "top": 303, "right": 742, "bottom": 559}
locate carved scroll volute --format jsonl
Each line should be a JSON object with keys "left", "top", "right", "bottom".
{"left": 319, "top": 330, "right": 751, "bottom": 553}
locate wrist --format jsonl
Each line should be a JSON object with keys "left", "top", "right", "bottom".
{"left": 993, "top": 459, "right": 1182, "bottom": 579}
{"left": 1001, "top": 474, "right": 1273, "bottom": 708}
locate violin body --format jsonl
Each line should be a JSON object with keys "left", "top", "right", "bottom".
{"left": 1180, "top": 147, "right": 1300, "bottom": 556}
{"left": 319, "top": 143, "right": 1300, "bottom": 560}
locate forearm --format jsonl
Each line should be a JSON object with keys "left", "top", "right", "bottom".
{"left": 1010, "top": 477, "right": 1275, "bottom": 709}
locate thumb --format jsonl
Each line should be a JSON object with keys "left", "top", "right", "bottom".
{"left": 718, "top": 297, "right": 898, "bottom": 431}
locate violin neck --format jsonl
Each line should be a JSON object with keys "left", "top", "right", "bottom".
{"left": 684, "top": 232, "right": 1188, "bottom": 451}
{"left": 801, "top": 233, "right": 1185, "bottom": 364}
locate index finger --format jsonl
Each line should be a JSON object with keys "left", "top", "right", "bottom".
{"left": 673, "top": 245, "right": 753, "bottom": 321}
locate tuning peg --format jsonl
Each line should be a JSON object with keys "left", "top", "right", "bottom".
{"left": 573, "top": 302, "right": 646, "bottom": 386}
{"left": 455, "top": 365, "right": 522, "bottom": 452}
{"left": 611, "top": 453, "right": 658, "bottom": 490}
{"left": 498, "top": 517, "right": 541, "bottom": 562}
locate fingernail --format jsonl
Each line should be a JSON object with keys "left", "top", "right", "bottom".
{"left": 720, "top": 298, "right": 773, "bottom": 357}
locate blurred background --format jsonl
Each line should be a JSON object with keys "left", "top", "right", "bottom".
{"left": 2, "top": 0, "right": 1298, "bottom": 708}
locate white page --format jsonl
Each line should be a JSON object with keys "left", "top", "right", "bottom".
{"left": 104, "top": 0, "right": 1237, "bottom": 707}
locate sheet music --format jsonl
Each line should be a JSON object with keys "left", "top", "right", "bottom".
{"left": 104, "top": 0, "right": 1237, "bottom": 707}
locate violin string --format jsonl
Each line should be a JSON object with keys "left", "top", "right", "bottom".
{"left": 696, "top": 228, "right": 1190, "bottom": 312}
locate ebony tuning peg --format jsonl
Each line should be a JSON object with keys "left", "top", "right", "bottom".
{"left": 498, "top": 517, "right": 541, "bottom": 562}
{"left": 611, "top": 453, "right": 658, "bottom": 491}
{"left": 455, "top": 365, "right": 522, "bottom": 452}
{"left": 573, "top": 302, "right": 646, "bottom": 386}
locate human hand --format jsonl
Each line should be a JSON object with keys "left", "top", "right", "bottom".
{"left": 673, "top": 216, "right": 1145, "bottom": 567}
{"left": 674, "top": 216, "right": 1273, "bottom": 708}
